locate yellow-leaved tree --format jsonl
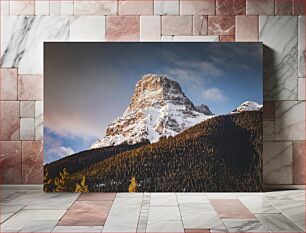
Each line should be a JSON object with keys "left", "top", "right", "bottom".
{"left": 128, "top": 176, "right": 138, "bottom": 192}
{"left": 43, "top": 168, "right": 53, "bottom": 192}
{"left": 75, "top": 175, "right": 89, "bottom": 193}
{"left": 54, "top": 168, "right": 69, "bottom": 192}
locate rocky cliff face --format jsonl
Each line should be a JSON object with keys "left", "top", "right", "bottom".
{"left": 91, "top": 74, "right": 214, "bottom": 148}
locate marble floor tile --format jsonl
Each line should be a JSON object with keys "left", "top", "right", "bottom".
{"left": 19, "top": 220, "right": 58, "bottom": 232}
{"left": 238, "top": 196, "right": 279, "bottom": 213}
{"left": 234, "top": 192, "right": 263, "bottom": 198}
{"left": 77, "top": 193, "right": 116, "bottom": 201}
{"left": 222, "top": 219, "right": 268, "bottom": 232}
{"left": 111, "top": 193, "right": 143, "bottom": 208}
{"left": 146, "top": 220, "right": 184, "bottom": 233}
{"left": 210, "top": 199, "right": 256, "bottom": 219}
{"left": 6, "top": 191, "right": 79, "bottom": 209}
{"left": 58, "top": 201, "right": 113, "bottom": 226}
{"left": 179, "top": 203, "right": 215, "bottom": 214}
{"left": 52, "top": 226, "right": 103, "bottom": 232}
{"left": 115, "top": 192, "right": 143, "bottom": 199}
{"left": 102, "top": 196, "right": 142, "bottom": 232}
{"left": 267, "top": 200, "right": 305, "bottom": 230}
{"left": 0, "top": 191, "right": 26, "bottom": 204}
{"left": 263, "top": 190, "right": 305, "bottom": 201}
{"left": 206, "top": 193, "right": 237, "bottom": 199}
{"left": 0, "top": 190, "right": 18, "bottom": 201}
{"left": 209, "top": 221, "right": 229, "bottom": 232}
{"left": 176, "top": 193, "right": 210, "bottom": 204}
{"left": 0, "top": 204, "right": 25, "bottom": 223}
{"left": 1, "top": 189, "right": 305, "bottom": 233}
{"left": 102, "top": 207, "right": 141, "bottom": 232}
{"left": 148, "top": 206, "right": 181, "bottom": 221}
{"left": 256, "top": 213, "right": 304, "bottom": 232}
{"left": 150, "top": 193, "right": 178, "bottom": 206}
{"left": 0, "top": 209, "right": 66, "bottom": 232}
{"left": 180, "top": 204, "right": 221, "bottom": 229}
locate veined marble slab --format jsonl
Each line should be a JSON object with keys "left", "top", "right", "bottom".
{"left": 20, "top": 220, "right": 58, "bottom": 232}
{"left": 148, "top": 206, "right": 181, "bottom": 221}
{"left": 298, "top": 16, "right": 305, "bottom": 78}
{"left": 0, "top": 204, "right": 25, "bottom": 223}
{"left": 256, "top": 213, "right": 303, "bottom": 232}
{"left": 222, "top": 219, "right": 268, "bottom": 232}
{"left": 154, "top": 0, "right": 179, "bottom": 15}
{"left": 6, "top": 191, "right": 79, "bottom": 210}
{"left": 70, "top": 16, "right": 106, "bottom": 41}
{"left": 180, "top": 203, "right": 222, "bottom": 229}
{"left": 1, "top": 0, "right": 10, "bottom": 15}
{"left": 1, "top": 209, "right": 66, "bottom": 232}
{"left": 146, "top": 221, "right": 184, "bottom": 233}
{"left": 1, "top": 16, "right": 70, "bottom": 74}
{"left": 238, "top": 196, "right": 279, "bottom": 214}
{"left": 275, "top": 101, "right": 305, "bottom": 140}
{"left": 259, "top": 16, "right": 298, "bottom": 100}
{"left": 268, "top": 200, "right": 305, "bottom": 230}
{"left": 150, "top": 193, "right": 178, "bottom": 206}
{"left": 263, "top": 190, "right": 305, "bottom": 201}
{"left": 176, "top": 193, "right": 210, "bottom": 204}
{"left": 35, "top": 1, "right": 50, "bottom": 16}
{"left": 263, "top": 141, "right": 293, "bottom": 184}
{"left": 52, "top": 226, "right": 104, "bottom": 232}
{"left": 102, "top": 194, "right": 142, "bottom": 232}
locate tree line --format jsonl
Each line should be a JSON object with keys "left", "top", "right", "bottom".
{"left": 44, "top": 111, "right": 263, "bottom": 192}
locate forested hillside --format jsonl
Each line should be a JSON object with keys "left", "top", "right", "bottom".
{"left": 44, "top": 143, "right": 148, "bottom": 179}
{"left": 45, "top": 110, "right": 262, "bottom": 192}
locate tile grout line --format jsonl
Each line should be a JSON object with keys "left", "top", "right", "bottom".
{"left": 175, "top": 192, "right": 185, "bottom": 231}
{"left": 137, "top": 192, "right": 150, "bottom": 232}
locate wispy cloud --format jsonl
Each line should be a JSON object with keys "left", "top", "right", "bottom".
{"left": 177, "top": 61, "right": 223, "bottom": 77}
{"left": 48, "top": 146, "right": 75, "bottom": 158}
{"left": 201, "top": 87, "right": 227, "bottom": 102}
{"left": 45, "top": 113, "right": 101, "bottom": 141}
{"left": 44, "top": 132, "right": 76, "bottom": 163}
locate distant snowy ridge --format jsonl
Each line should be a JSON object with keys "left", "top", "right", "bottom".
{"left": 91, "top": 74, "right": 214, "bottom": 149}
{"left": 231, "top": 101, "right": 263, "bottom": 113}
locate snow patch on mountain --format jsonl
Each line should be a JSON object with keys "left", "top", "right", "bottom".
{"left": 91, "top": 74, "right": 214, "bottom": 149}
{"left": 232, "top": 101, "right": 263, "bottom": 113}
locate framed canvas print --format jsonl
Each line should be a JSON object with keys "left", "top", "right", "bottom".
{"left": 44, "top": 42, "right": 263, "bottom": 192}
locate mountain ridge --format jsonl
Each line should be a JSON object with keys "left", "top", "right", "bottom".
{"left": 91, "top": 74, "right": 214, "bottom": 148}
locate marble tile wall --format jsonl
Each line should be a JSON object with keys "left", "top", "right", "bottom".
{"left": 0, "top": 0, "right": 305, "bottom": 186}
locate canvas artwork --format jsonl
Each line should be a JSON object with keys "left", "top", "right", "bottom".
{"left": 44, "top": 42, "right": 263, "bottom": 192}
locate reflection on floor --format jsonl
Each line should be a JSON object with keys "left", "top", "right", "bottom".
{"left": 0, "top": 189, "right": 304, "bottom": 232}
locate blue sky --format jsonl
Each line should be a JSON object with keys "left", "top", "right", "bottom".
{"left": 44, "top": 42, "right": 263, "bottom": 163}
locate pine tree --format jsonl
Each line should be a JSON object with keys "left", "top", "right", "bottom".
{"left": 75, "top": 175, "right": 89, "bottom": 193}
{"left": 43, "top": 168, "right": 53, "bottom": 192}
{"left": 128, "top": 176, "right": 138, "bottom": 192}
{"left": 54, "top": 168, "right": 69, "bottom": 192}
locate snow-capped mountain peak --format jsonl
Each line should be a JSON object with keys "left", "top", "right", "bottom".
{"left": 91, "top": 74, "right": 214, "bottom": 149}
{"left": 232, "top": 101, "right": 263, "bottom": 113}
